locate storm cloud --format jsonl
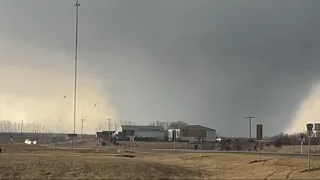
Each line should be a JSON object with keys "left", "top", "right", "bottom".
{"left": 1, "top": 0, "right": 320, "bottom": 136}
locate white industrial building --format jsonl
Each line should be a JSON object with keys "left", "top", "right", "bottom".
{"left": 121, "top": 125, "right": 165, "bottom": 141}
{"left": 168, "top": 125, "right": 216, "bottom": 142}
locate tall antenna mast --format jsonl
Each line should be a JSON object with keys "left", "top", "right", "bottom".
{"left": 72, "top": 0, "right": 80, "bottom": 149}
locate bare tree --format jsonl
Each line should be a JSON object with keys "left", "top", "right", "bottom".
{"left": 0, "top": 120, "right": 50, "bottom": 133}
{"left": 270, "top": 132, "right": 312, "bottom": 145}
{"left": 148, "top": 121, "right": 170, "bottom": 130}
{"left": 169, "top": 121, "right": 188, "bottom": 129}
{"left": 4, "top": 121, "right": 11, "bottom": 132}
{"left": 120, "top": 120, "right": 135, "bottom": 125}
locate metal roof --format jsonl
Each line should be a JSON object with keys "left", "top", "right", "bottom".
{"left": 121, "top": 125, "right": 165, "bottom": 131}
{"left": 169, "top": 124, "right": 215, "bottom": 131}
{"left": 169, "top": 124, "right": 189, "bottom": 129}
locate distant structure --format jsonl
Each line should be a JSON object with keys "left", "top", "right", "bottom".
{"left": 121, "top": 125, "right": 165, "bottom": 141}
{"left": 96, "top": 131, "right": 116, "bottom": 140}
{"left": 168, "top": 125, "right": 216, "bottom": 142}
{"left": 245, "top": 116, "right": 255, "bottom": 141}
{"left": 314, "top": 123, "right": 320, "bottom": 137}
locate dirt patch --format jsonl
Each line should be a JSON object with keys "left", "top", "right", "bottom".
{"left": 115, "top": 154, "right": 135, "bottom": 158}
{"left": 249, "top": 158, "right": 273, "bottom": 164}
{"left": 300, "top": 167, "right": 320, "bottom": 173}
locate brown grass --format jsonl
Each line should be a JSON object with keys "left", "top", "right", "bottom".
{"left": 122, "top": 141, "right": 186, "bottom": 149}
{"left": 0, "top": 154, "right": 206, "bottom": 179}
{"left": 265, "top": 145, "right": 320, "bottom": 154}
{"left": 1, "top": 143, "right": 320, "bottom": 179}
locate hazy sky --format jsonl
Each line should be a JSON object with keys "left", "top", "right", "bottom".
{"left": 1, "top": 0, "right": 320, "bottom": 136}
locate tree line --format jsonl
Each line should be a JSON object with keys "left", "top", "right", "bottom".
{"left": 148, "top": 120, "right": 189, "bottom": 130}
{"left": 0, "top": 120, "right": 50, "bottom": 133}
{"left": 270, "top": 132, "right": 320, "bottom": 146}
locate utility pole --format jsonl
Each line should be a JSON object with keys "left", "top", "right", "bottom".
{"left": 80, "top": 118, "right": 85, "bottom": 138}
{"left": 72, "top": 0, "right": 80, "bottom": 149}
{"left": 245, "top": 116, "right": 255, "bottom": 141}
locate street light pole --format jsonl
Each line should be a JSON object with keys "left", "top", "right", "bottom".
{"left": 72, "top": 0, "right": 80, "bottom": 149}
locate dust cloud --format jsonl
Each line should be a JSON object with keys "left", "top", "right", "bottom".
{"left": 284, "top": 82, "right": 320, "bottom": 134}
{"left": 0, "top": 39, "right": 118, "bottom": 134}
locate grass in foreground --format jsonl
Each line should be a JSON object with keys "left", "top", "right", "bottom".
{"left": 0, "top": 153, "right": 205, "bottom": 179}
{"left": 1, "top": 144, "right": 320, "bottom": 179}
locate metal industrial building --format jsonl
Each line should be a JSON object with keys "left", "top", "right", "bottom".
{"left": 168, "top": 125, "right": 216, "bottom": 142}
{"left": 121, "top": 125, "right": 165, "bottom": 141}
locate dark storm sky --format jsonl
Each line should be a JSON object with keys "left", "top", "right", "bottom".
{"left": 1, "top": 0, "right": 320, "bottom": 136}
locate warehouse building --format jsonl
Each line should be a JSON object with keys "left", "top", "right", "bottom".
{"left": 168, "top": 125, "right": 216, "bottom": 142}
{"left": 121, "top": 125, "right": 165, "bottom": 141}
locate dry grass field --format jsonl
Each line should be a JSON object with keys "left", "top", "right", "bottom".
{"left": 127, "top": 141, "right": 186, "bottom": 149}
{"left": 265, "top": 145, "right": 320, "bottom": 154}
{"left": 1, "top": 143, "right": 320, "bottom": 179}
